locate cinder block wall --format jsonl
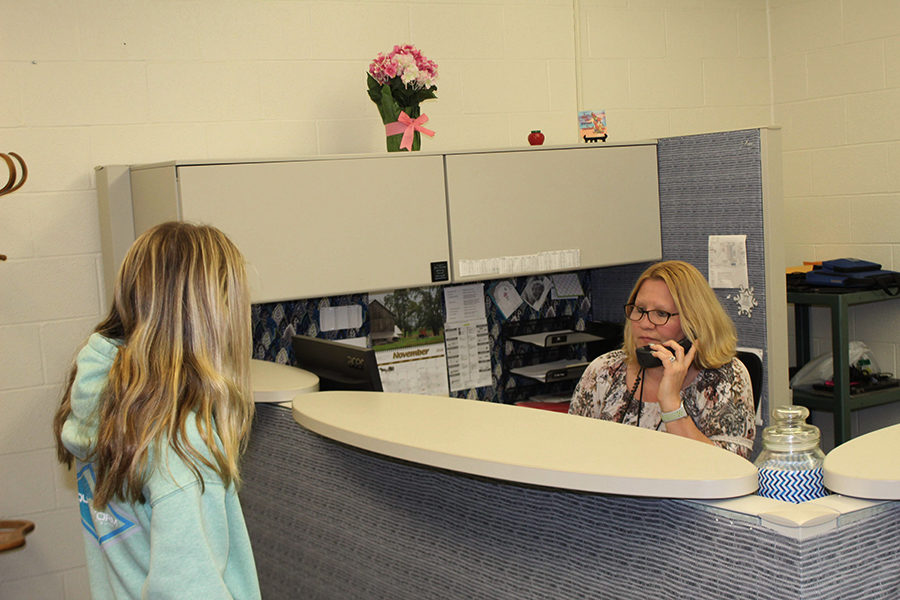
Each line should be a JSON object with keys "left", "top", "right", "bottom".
{"left": 1, "top": 1, "right": 897, "bottom": 597}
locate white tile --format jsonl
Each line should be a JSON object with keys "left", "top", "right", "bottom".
{"left": 702, "top": 58, "right": 770, "bottom": 106}
{"left": 55, "top": 461, "right": 79, "bottom": 511}
{"left": 205, "top": 121, "right": 320, "bottom": 159}
{"left": 887, "top": 37, "right": 900, "bottom": 87}
{"left": 316, "top": 118, "right": 390, "bottom": 156}
{"left": 772, "top": 53, "right": 808, "bottom": 104}
{"left": 147, "top": 62, "right": 262, "bottom": 123}
{"left": 807, "top": 40, "right": 885, "bottom": 98}
{"left": 308, "top": 3, "right": 410, "bottom": 60}
{"left": 629, "top": 59, "right": 704, "bottom": 108}
{"left": 811, "top": 145, "right": 893, "bottom": 196}
{"left": 0, "top": 325, "right": 43, "bottom": 390}
{"left": 548, "top": 60, "right": 578, "bottom": 113}
{"left": 503, "top": 5, "right": 575, "bottom": 59}
{"left": 0, "top": 63, "right": 24, "bottom": 127}
{"left": 780, "top": 150, "right": 812, "bottom": 198}
{"left": 738, "top": 6, "right": 769, "bottom": 59}
{"left": 64, "top": 567, "right": 92, "bottom": 600}
{"left": 23, "top": 62, "right": 150, "bottom": 127}
{"left": 775, "top": 98, "right": 846, "bottom": 151}
{"left": 0, "top": 128, "right": 93, "bottom": 192}
{"left": 850, "top": 194, "right": 900, "bottom": 244}
{"left": 846, "top": 89, "right": 900, "bottom": 144}
{"left": 409, "top": 4, "right": 504, "bottom": 59}
{"left": 583, "top": 6, "right": 666, "bottom": 58}
{"left": 668, "top": 106, "right": 771, "bottom": 138}
{"left": 0, "top": 573, "right": 65, "bottom": 600}
{"left": 459, "top": 60, "right": 551, "bottom": 113}
{"left": 0, "top": 507, "right": 86, "bottom": 581}
{"left": 0, "top": 448, "right": 57, "bottom": 515}
{"left": 30, "top": 192, "right": 101, "bottom": 257}
{"left": 889, "top": 142, "right": 900, "bottom": 191}
{"left": 666, "top": 8, "right": 740, "bottom": 58}
{"left": 421, "top": 114, "right": 511, "bottom": 152}
{"left": 782, "top": 196, "right": 851, "bottom": 245}
{"left": 603, "top": 108, "right": 671, "bottom": 141}
{"left": 0, "top": 195, "right": 35, "bottom": 260}
{"left": 260, "top": 61, "right": 371, "bottom": 122}
{"left": 581, "top": 59, "right": 630, "bottom": 109}
{"left": 769, "top": 0, "right": 842, "bottom": 56}
{"left": 77, "top": 0, "right": 204, "bottom": 60}
{"left": 198, "top": 1, "right": 311, "bottom": 60}
{"left": 89, "top": 123, "right": 210, "bottom": 167}
{"left": 0, "top": 1, "right": 80, "bottom": 61}
{"left": 40, "top": 319, "right": 97, "bottom": 386}
{"left": 843, "top": 0, "right": 900, "bottom": 43}
{"left": 0, "top": 386, "right": 61, "bottom": 454}
{"left": 0, "top": 256, "right": 101, "bottom": 325}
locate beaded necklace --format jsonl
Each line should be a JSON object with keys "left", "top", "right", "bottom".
{"left": 624, "top": 367, "right": 645, "bottom": 426}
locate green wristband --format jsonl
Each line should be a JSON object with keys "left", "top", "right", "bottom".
{"left": 660, "top": 402, "right": 687, "bottom": 423}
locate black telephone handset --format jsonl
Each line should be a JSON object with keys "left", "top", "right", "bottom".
{"left": 636, "top": 338, "right": 693, "bottom": 369}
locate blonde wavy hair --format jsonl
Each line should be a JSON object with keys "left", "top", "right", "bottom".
{"left": 622, "top": 260, "right": 737, "bottom": 369}
{"left": 54, "top": 222, "right": 253, "bottom": 507}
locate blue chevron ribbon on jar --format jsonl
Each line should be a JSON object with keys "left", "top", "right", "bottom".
{"left": 757, "top": 467, "right": 828, "bottom": 503}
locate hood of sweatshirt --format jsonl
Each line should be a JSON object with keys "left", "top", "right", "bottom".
{"left": 61, "top": 333, "right": 121, "bottom": 462}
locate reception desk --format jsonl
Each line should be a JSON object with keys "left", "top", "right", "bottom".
{"left": 239, "top": 393, "right": 900, "bottom": 599}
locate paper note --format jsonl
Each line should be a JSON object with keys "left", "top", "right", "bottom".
{"left": 444, "top": 284, "right": 492, "bottom": 391}
{"left": 488, "top": 281, "right": 523, "bottom": 319}
{"left": 708, "top": 235, "right": 748, "bottom": 288}
{"left": 319, "top": 305, "right": 363, "bottom": 332}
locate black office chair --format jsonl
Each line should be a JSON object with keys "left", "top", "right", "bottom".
{"left": 736, "top": 350, "right": 763, "bottom": 411}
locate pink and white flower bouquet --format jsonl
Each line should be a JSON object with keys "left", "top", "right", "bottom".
{"left": 366, "top": 44, "right": 438, "bottom": 151}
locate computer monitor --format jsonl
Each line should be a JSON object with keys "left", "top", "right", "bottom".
{"left": 291, "top": 335, "right": 383, "bottom": 392}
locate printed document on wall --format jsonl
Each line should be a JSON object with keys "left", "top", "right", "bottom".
{"left": 444, "top": 284, "right": 492, "bottom": 392}
{"left": 708, "top": 235, "right": 748, "bottom": 289}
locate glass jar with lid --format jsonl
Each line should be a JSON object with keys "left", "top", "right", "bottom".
{"left": 755, "top": 404, "right": 828, "bottom": 503}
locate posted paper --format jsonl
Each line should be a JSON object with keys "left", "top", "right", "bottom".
{"left": 708, "top": 235, "right": 748, "bottom": 289}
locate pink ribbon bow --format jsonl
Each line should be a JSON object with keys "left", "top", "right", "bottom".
{"left": 384, "top": 111, "right": 435, "bottom": 151}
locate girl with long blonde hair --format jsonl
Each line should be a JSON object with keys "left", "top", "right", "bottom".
{"left": 54, "top": 221, "right": 260, "bottom": 598}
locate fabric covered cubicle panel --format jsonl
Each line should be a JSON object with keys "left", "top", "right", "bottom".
{"left": 240, "top": 404, "right": 900, "bottom": 600}
{"left": 593, "top": 130, "right": 770, "bottom": 437}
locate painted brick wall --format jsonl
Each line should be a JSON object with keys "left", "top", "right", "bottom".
{"left": 2, "top": 0, "right": 896, "bottom": 597}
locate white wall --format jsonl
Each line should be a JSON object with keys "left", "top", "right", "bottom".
{"left": 773, "top": 0, "right": 900, "bottom": 448}
{"left": 0, "top": 0, "right": 894, "bottom": 597}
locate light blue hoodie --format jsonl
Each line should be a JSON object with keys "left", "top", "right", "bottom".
{"left": 61, "top": 333, "right": 261, "bottom": 599}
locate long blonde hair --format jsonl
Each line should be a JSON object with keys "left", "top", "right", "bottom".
{"left": 622, "top": 260, "right": 737, "bottom": 369}
{"left": 54, "top": 222, "right": 253, "bottom": 507}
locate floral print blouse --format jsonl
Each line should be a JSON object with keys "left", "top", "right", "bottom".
{"left": 569, "top": 350, "right": 756, "bottom": 458}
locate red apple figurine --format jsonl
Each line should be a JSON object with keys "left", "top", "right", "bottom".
{"left": 528, "top": 130, "right": 545, "bottom": 146}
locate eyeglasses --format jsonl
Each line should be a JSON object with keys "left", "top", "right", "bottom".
{"left": 624, "top": 304, "right": 678, "bottom": 326}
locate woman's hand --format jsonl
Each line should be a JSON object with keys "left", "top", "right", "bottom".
{"left": 650, "top": 339, "right": 698, "bottom": 412}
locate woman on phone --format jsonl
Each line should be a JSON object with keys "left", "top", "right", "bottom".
{"left": 569, "top": 260, "right": 755, "bottom": 458}
{"left": 54, "top": 222, "right": 261, "bottom": 598}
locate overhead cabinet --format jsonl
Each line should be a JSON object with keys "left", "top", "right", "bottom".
{"left": 445, "top": 144, "right": 661, "bottom": 281}
{"left": 130, "top": 155, "right": 451, "bottom": 302}
{"left": 122, "top": 143, "right": 661, "bottom": 303}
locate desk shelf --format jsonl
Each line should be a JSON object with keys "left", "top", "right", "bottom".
{"left": 500, "top": 318, "right": 617, "bottom": 405}
{"left": 788, "top": 288, "right": 900, "bottom": 446}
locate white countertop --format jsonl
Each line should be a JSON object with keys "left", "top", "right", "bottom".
{"left": 292, "top": 391, "right": 758, "bottom": 499}
{"left": 250, "top": 359, "right": 319, "bottom": 403}
{"left": 824, "top": 422, "right": 900, "bottom": 499}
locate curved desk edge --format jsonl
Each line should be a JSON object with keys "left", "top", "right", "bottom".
{"left": 292, "top": 391, "right": 758, "bottom": 499}
{"left": 824, "top": 423, "right": 900, "bottom": 500}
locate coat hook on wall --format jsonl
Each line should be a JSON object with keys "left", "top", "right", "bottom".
{"left": 0, "top": 151, "right": 28, "bottom": 261}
